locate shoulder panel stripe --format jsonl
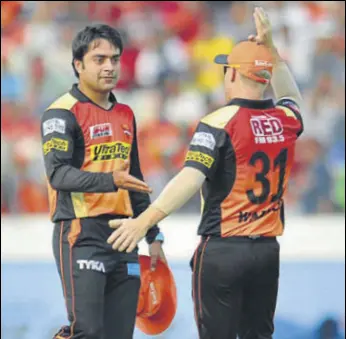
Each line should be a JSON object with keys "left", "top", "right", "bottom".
{"left": 201, "top": 105, "right": 240, "bottom": 129}
{"left": 276, "top": 105, "right": 298, "bottom": 119}
{"left": 46, "top": 93, "right": 78, "bottom": 111}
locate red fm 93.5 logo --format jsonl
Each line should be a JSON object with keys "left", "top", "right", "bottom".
{"left": 250, "top": 115, "right": 285, "bottom": 145}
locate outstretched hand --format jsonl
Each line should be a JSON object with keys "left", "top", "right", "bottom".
{"left": 108, "top": 218, "right": 147, "bottom": 253}
{"left": 113, "top": 160, "right": 153, "bottom": 194}
{"left": 248, "top": 7, "right": 274, "bottom": 49}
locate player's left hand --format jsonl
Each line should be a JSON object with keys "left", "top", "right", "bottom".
{"left": 149, "top": 241, "right": 167, "bottom": 271}
{"left": 108, "top": 218, "right": 147, "bottom": 253}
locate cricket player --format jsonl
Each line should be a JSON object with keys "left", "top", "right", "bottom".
{"left": 40, "top": 24, "right": 166, "bottom": 339}
{"left": 107, "top": 7, "right": 304, "bottom": 339}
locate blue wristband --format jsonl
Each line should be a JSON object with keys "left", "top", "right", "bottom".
{"left": 154, "top": 232, "right": 165, "bottom": 243}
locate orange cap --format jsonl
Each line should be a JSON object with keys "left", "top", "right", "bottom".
{"left": 136, "top": 255, "right": 177, "bottom": 335}
{"left": 214, "top": 40, "right": 274, "bottom": 83}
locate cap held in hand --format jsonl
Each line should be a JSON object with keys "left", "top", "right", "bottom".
{"left": 136, "top": 255, "right": 177, "bottom": 335}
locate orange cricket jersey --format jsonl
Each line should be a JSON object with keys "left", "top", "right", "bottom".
{"left": 40, "top": 84, "right": 147, "bottom": 222}
{"left": 184, "top": 97, "right": 304, "bottom": 237}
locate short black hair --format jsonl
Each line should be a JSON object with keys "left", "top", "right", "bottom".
{"left": 71, "top": 24, "right": 123, "bottom": 78}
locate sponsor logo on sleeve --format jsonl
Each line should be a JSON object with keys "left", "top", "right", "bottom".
{"left": 185, "top": 151, "right": 215, "bottom": 169}
{"left": 43, "top": 138, "right": 69, "bottom": 155}
{"left": 190, "top": 132, "right": 216, "bottom": 150}
{"left": 43, "top": 118, "right": 66, "bottom": 136}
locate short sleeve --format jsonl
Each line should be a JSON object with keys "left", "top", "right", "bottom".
{"left": 276, "top": 98, "right": 304, "bottom": 138}
{"left": 184, "top": 122, "right": 226, "bottom": 179}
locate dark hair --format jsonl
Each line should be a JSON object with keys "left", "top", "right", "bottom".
{"left": 71, "top": 24, "right": 123, "bottom": 78}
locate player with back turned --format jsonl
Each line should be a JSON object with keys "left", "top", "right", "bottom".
{"left": 107, "top": 8, "right": 304, "bottom": 339}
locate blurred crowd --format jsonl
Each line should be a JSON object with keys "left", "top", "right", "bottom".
{"left": 1, "top": 1, "right": 345, "bottom": 215}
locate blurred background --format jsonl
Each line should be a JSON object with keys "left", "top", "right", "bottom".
{"left": 1, "top": 1, "right": 345, "bottom": 339}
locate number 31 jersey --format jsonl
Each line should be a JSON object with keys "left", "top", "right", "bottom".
{"left": 184, "top": 98, "right": 304, "bottom": 238}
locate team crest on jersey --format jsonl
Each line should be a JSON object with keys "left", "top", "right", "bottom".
{"left": 90, "top": 123, "right": 113, "bottom": 139}
{"left": 121, "top": 124, "right": 132, "bottom": 137}
{"left": 250, "top": 114, "right": 285, "bottom": 144}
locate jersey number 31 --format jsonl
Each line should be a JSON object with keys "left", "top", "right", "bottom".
{"left": 246, "top": 148, "right": 288, "bottom": 205}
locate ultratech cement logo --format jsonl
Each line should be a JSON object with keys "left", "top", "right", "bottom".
{"left": 91, "top": 142, "right": 131, "bottom": 161}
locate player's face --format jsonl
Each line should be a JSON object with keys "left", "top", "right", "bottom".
{"left": 76, "top": 39, "right": 121, "bottom": 93}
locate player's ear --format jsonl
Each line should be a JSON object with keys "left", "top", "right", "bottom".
{"left": 231, "top": 68, "right": 237, "bottom": 83}
{"left": 74, "top": 59, "right": 84, "bottom": 76}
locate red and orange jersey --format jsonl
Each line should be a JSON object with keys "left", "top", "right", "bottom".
{"left": 184, "top": 98, "right": 303, "bottom": 237}
{"left": 40, "top": 85, "right": 152, "bottom": 226}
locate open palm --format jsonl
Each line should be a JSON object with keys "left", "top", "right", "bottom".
{"left": 248, "top": 7, "right": 274, "bottom": 48}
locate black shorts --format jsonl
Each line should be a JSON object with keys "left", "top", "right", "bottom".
{"left": 52, "top": 216, "right": 141, "bottom": 339}
{"left": 191, "top": 236, "right": 280, "bottom": 339}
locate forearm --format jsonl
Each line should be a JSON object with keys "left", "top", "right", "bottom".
{"left": 153, "top": 167, "right": 205, "bottom": 215}
{"left": 129, "top": 116, "right": 162, "bottom": 243}
{"left": 50, "top": 165, "right": 116, "bottom": 193}
{"left": 138, "top": 167, "right": 206, "bottom": 229}
{"left": 130, "top": 190, "right": 162, "bottom": 243}
{"left": 270, "top": 47, "right": 303, "bottom": 106}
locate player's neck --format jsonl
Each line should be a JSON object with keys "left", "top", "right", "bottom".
{"left": 227, "top": 90, "right": 263, "bottom": 102}
{"left": 78, "top": 83, "right": 112, "bottom": 110}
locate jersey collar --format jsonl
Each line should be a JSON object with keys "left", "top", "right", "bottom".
{"left": 70, "top": 84, "right": 117, "bottom": 105}
{"left": 227, "top": 98, "right": 275, "bottom": 109}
